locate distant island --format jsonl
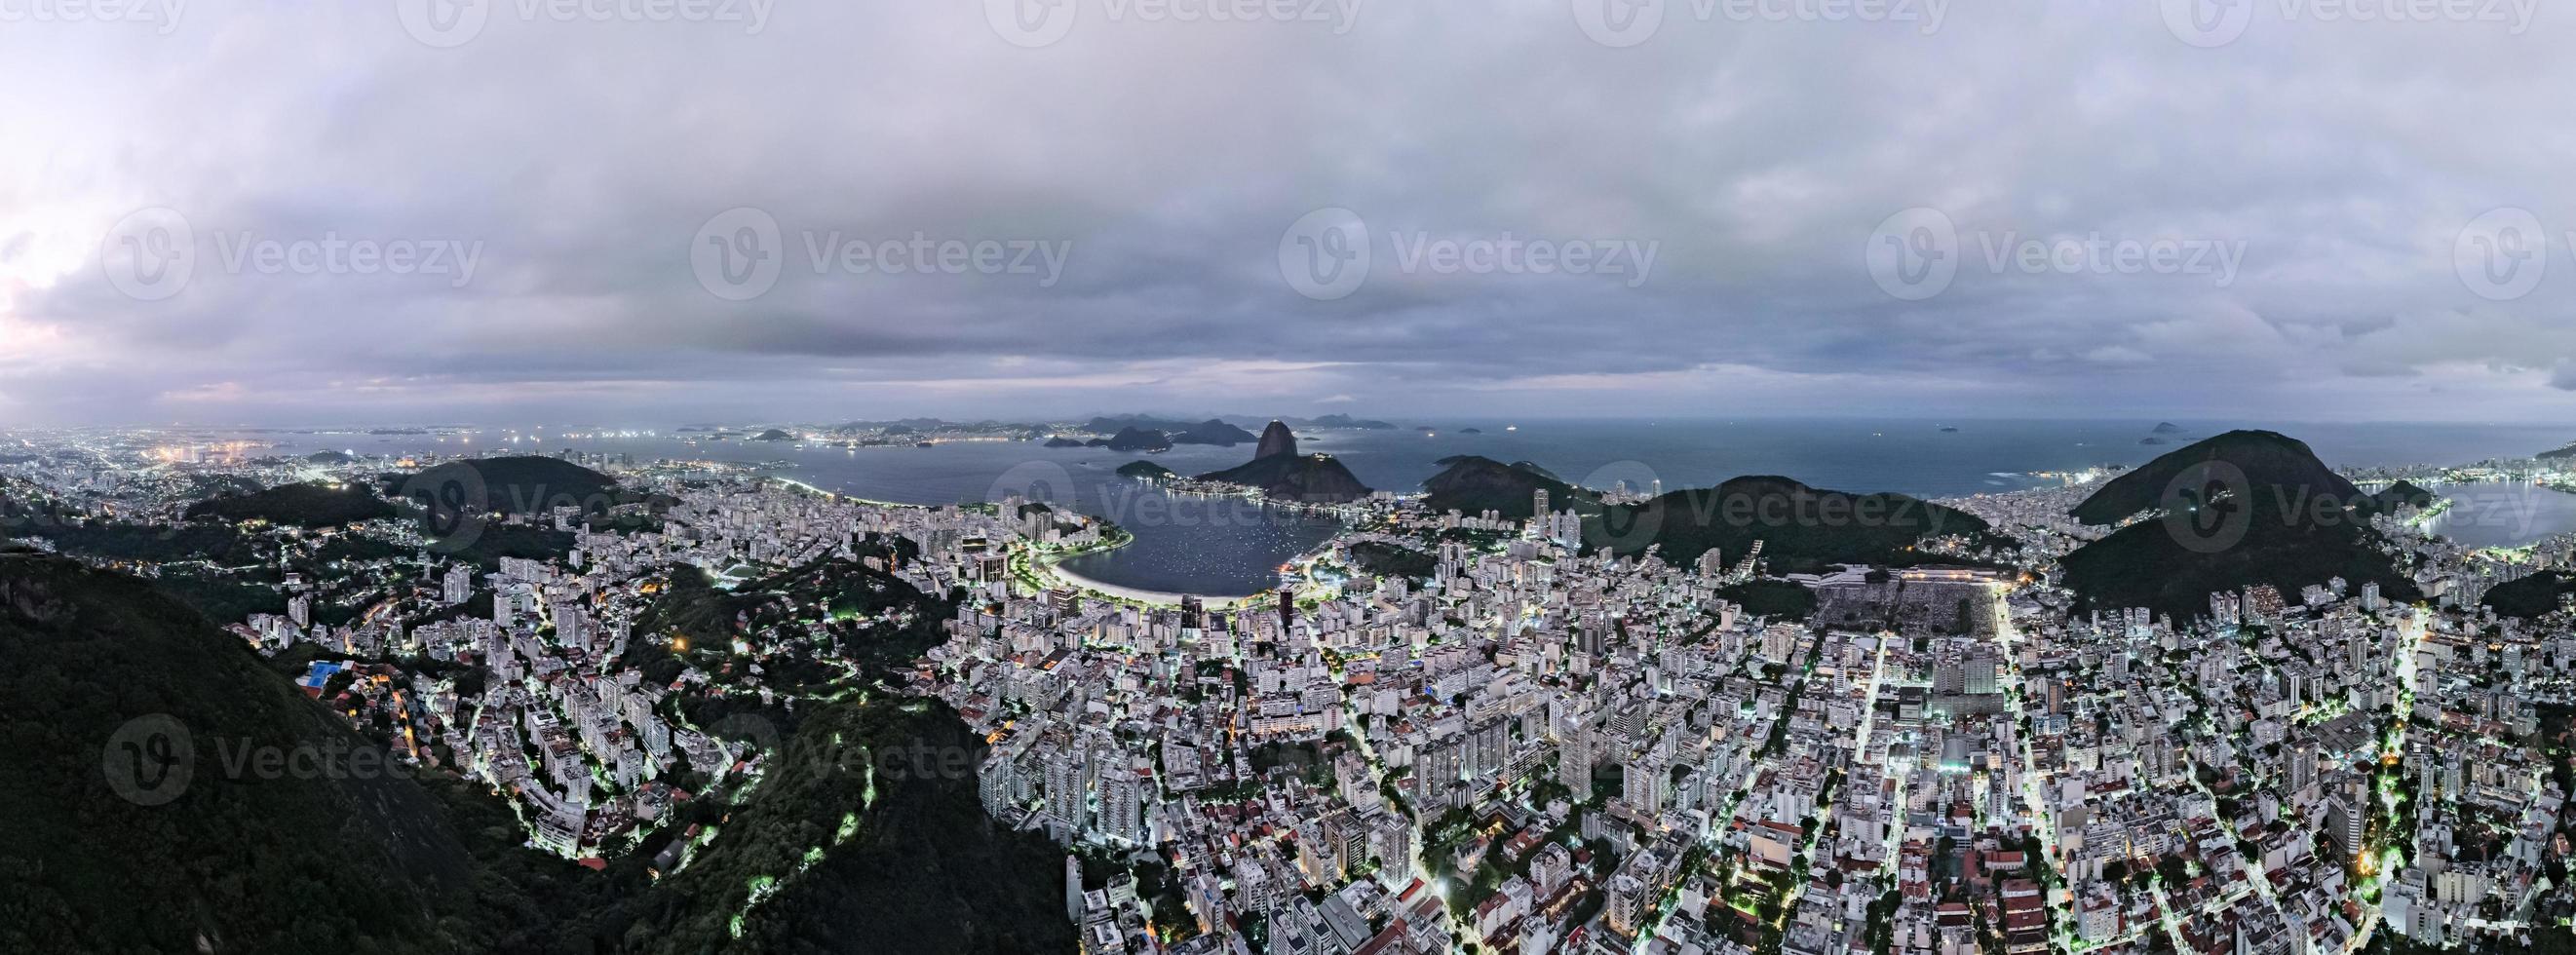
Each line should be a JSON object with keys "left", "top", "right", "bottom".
{"left": 1077, "top": 416, "right": 1257, "bottom": 446}
{"left": 1115, "top": 461, "right": 1176, "bottom": 481}
{"left": 1302, "top": 413, "right": 1395, "bottom": 430}
{"left": 1091, "top": 427, "right": 1173, "bottom": 452}
{"left": 749, "top": 429, "right": 796, "bottom": 441}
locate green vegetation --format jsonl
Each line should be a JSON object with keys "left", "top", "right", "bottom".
{"left": 384, "top": 455, "right": 626, "bottom": 516}
{"left": 0, "top": 554, "right": 489, "bottom": 952}
{"left": 1717, "top": 580, "right": 1819, "bottom": 621}
{"left": 2069, "top": 430, "right": 2365, "bottom": 525}
{"left": 1117, "top": 460, "right": 1178, "bottom": 480}
{"left": 620, "top": 699, "right": 1075, "bottom": 954}
{"left": 2058, "top": 433, "right": 2422, "bottom": 620}
{"left": 2481, "top": 570, "right": 2576, "bottom": 620}
{"left": 1419, "top": 455, "right": 1583, "bottom": 519}
{"left": 0, "top": 548, "right": 1074, "bottom": 954}
{"left": 1196, "top": 452, "right": 1371, "bottom": 503}
{"left": 184, "top": 480, "right": 397, "bottom": 527}
{"left": 1348, "top": 541, "right": 1436, "bottom": 579}
{"left": 1595, "top": 476, "right": 1996, "bottom": 573}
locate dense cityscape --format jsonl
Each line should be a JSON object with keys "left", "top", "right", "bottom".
{"left": 16, "top": 1, "right": 2576, "bottom": 952}
{"left": 3, "top": 419, "right": 2570, "bottom": 955}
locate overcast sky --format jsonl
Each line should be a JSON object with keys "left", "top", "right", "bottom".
{"left": 2, "top": 1, "right": 2571, "bottom": 426}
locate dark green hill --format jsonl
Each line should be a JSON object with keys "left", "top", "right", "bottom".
{"left": 1593, "top": 477, "right": 1990, "bottom": 574}
{"left": 2482, "top": 571, "right": 2576, "bottom": 620}
{"left": 2070, "top": 430, "right": 2362, "bottom": 525}
{"left": 1197, "top": 452, "right": 1371, "bottom": 503}
{"left": 2367, "top": 479, "right": 2435, "bottom": 513}
{"left": 619, "top": 699, "right": 1075, "bottom": 955}
{"left": 0, "top": 550, "right": 1088, "bottom": 954}
{"left": 184, "top": 480, "right": 398, "bottom": 527}
{"left": 1091, "top": 427, "right": 1173, "bottom": 452}
{"left": 1421, "top": 455, "right": 1587, "bottom": 519}
{"left": 0, "top": 554, "right": 483, "bottom": 952}
{"left": 1171, "top": 419, "right": 1259, "bottom": 445}
{"left": 2058, "top": 431, "right": 2419, "bottom": 620}
{"left": 2059, "top": 501, "right": 2421, "bottom": 621}
{"left": 2539, "top": 441, "right": 2576, "bottom": 461}
{"left": 386, "top": 455, "right": 623, "bottom": 516}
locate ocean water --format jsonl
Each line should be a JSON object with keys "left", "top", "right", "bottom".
{"left": 2418, "top": 480, "right": 2576, "bottom": 551}
{"left": 169, "top": 418, "right": 2576, "bottom": 594}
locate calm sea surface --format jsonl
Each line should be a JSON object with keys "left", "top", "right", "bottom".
{"left": 179, "top": 418, "right": 2576, "bottom": 593}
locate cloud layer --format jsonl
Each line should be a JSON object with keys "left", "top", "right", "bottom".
{"left": 3, "top": 2, "right": 2572, "bottom": 425}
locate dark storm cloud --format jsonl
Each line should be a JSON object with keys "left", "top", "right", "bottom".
{"left": 2, "top": 1, "right": 2572, "bottom": 424}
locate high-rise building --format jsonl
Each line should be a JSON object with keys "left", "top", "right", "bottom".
{"left": 1557, "top": 724, "right": 1593, "bottom": 794}
{"left": 1044, "top": 747, "right": 1091, "bottom": 836}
